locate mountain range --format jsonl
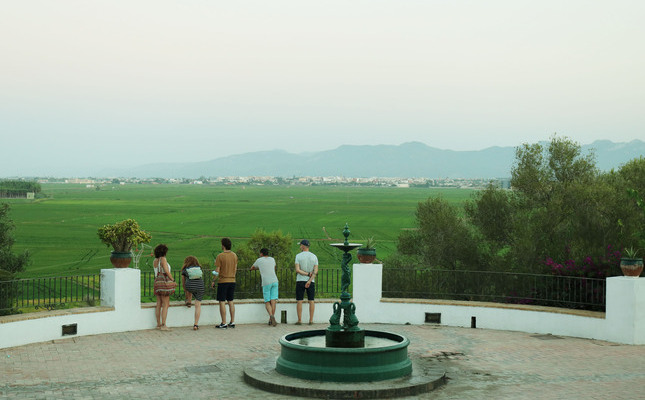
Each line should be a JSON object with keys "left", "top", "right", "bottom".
{"left": 106, "top": 140, "right": 645, "bottom": 179}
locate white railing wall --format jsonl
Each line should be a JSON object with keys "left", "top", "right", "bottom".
{"left": 1, "top": 265, "right": 644, "bottom": 349}
{"left": 354, "top": 264, "right": 645, "bottom": 345}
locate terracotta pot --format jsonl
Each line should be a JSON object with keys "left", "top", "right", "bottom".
{"left": 110, "top": 251, "right": 133, "bottom": 268}
{"left": 357, "top": 248, "right": 376, "bottom": 264}
{"left": 620, "top": 258, "right": 644, "bottom": 277}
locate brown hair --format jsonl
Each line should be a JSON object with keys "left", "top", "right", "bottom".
{"left": 221, "top": 237, "right": 232, "bottom": 250}
{"left": 154, "top": 244, "right": 168, "bottom": 258}
{"left": 182, "top": 255, "right": 201, "bottom": 270}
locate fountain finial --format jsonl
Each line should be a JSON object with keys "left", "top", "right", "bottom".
{"left": 342, "top": 223, "right": 350, "bottom": 246}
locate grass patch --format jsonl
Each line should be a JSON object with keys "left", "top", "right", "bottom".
{"left": 9, "top": 184, "right": 474, "bottom": 278}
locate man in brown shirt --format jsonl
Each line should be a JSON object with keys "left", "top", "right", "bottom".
{"left": 212, "top": 237, "right": 238, "bottom": 328}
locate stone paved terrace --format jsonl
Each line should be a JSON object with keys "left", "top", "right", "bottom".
{"left": 2, "top": 322, "right": 644, "bottom": 399}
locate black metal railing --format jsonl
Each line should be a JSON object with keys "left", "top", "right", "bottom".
{"left": 382, "top": 267, "right": 606, "bottom": 311}
{"left": 0, "top": 274, "right": 101, "bottom": 315}
{"left": 0, "top": 268, "right": 606, "bottom": 315}
{"left": 141, "top": 267, "right": 342, "bottom": 302}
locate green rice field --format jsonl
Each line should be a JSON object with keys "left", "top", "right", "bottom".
{"left": 5, "top": 183, "right": 475, "bottom": 278}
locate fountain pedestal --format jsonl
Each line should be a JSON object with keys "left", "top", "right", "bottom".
{"left": 326, "top": 244, "right": 365, "bottom": 347}
{"left": 325, "top": 291, "right": 365, "bottom": 347}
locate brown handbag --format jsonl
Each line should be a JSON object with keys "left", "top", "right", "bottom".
{"left": 154, "top": 264, "right": 177, "bottom": 296}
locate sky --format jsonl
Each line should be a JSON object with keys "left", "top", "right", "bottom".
{"left": 1, "top": 0, "right": 644, "bottom": 177}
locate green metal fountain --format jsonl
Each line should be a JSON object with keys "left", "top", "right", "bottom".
{"left": 275, "top": 223, "right": 412, "bottom": 382}
{"left": 326, "top": 223, "right": 365, "bottom": 347}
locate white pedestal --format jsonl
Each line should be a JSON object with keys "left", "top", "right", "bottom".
{"left": 100, "top": 268, "right": 141, "bottom": 310}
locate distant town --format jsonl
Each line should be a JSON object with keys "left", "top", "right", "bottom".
{"left": 40, "top": 176, "right": 512, "bottom": 189}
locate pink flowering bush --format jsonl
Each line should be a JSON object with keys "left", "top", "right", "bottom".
{"left": 544, "top": 245, "right": 622, "bottom": 278}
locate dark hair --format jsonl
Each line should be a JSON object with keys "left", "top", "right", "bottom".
{"left": 154, "top": 244, "right": 168, "bottom": 258}
{"left": 260, "top": 248, "right": 269, "bottom": 256}
{"left": 182, "top": 255, "right": 201, "bottom": 270}
{"left": 221, "top": 237, "right": 232, "bottom": 250}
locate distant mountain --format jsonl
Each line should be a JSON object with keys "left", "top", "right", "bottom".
{"left": 106, "top": 140, "right": 645, "bottom": 179}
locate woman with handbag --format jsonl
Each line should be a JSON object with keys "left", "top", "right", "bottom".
{"left": 153, "top": 244, "right": 176, "bottom": 331}
{"left": 181, "top": 255, "right": 205, "bottom": 330}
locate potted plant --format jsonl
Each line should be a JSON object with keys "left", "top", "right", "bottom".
{"left": 357, "top": 237, "right": 377, "bottom": 264}
{"left": 620, "top": 247, "right": 644, "bottom": 277}
{"left": 97, "top": 219, "right": 152, "bottom": 268}
{"left": 619, "top": 189, "right": 645, "bottom": 277}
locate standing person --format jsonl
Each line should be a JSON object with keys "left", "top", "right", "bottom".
{"left": 181, "top": 255, "right": 205, "bottom": 331}
{"left": 294, "top": 239, "right": 318, "bottom": 325}
{"left": 249, "top": 248, "right": 279, "bottom": 327}
{"left": 153, "top": 244, "right": 175, "bottom": 331}
{"left": 212, "top": 237, "right": 238, "bottom": 329}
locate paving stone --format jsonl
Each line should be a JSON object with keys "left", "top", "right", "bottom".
{"left": 1, "top": 323, "right": 644, "bottom": 399}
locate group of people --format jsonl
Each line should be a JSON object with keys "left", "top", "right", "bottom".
{"left": 152, "top": 238, "right": 319, "bottom": 331}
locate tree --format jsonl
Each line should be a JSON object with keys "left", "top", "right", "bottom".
{"left": 0, "top": 180, "right": 41, "bottom": 198}
{"left": 237, "top": 229, "right": 293, "bottom": 269}
{"left": 391, "top": 135, "right": 640, "bottom": 275}
{"left": 388, "top": 134, "right": 643, "bottom": 281}
{"left": 465, "top": 183, "right": 513, "bottom": 245}
{"left": 511, "top": 135, "right": 597, "bottom": 207}
{"left": 0, "top": 203, "right": 30, "bottom": 275}
{"left": 0, "top": 203, "right": 30, "bottom": 315}
{"left": 395, "top": 197, "right": 479, "bottom": 270}
{"left": 615, "top": 157, "right": 645, "bottom": 250}
{"left": 509, "top": 135, "right": 613, "bottom": 269}
{"left": 464, "top": 183, "right": 515, "bottom": 271}
{"left": 617, "top": 156, "right": 645, "bottom": 194}
{"left": 235, "top": 229, "right": 294, "bottom": 298}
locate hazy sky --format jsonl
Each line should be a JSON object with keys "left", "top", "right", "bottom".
{"left": 1, "top": 1, "right": 643, "bottom": 177}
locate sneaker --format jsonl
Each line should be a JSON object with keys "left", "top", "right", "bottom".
{"left": 228, "top": 323, "right": 235, "bottom": 328}
{"left": 216, "top": 323, "right": 227, "bottom": 329}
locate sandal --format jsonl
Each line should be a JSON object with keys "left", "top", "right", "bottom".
{"left": 160, "top": 325, "right": 171, "bottom": 331}
{"left": 193, "top": 325, "right": 199, "bottom": 331}
{"left": 185, "top": 301, "right": 192, "bottom": 308}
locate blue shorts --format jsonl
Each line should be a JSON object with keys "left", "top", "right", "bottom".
{"left": 262, "top": 281, "right": 279, "bottom": 302}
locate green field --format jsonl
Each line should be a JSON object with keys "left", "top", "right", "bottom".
{"left": 5, "top": 184, "right": 474, "bottom": 278}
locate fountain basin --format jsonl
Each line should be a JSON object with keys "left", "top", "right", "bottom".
{"left": 276, "top": 329, "right": 412, "bottom": 382}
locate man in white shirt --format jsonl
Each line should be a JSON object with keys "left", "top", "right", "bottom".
{"left": 249, "top": 248, "right": 279, "bottom": 326}
{"left": 294, "top": 239, "right": 318, "bottom": 325}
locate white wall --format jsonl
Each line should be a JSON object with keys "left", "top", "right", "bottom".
{"left": 605, "top": 276, "right": 645, "bottom": 343}
{"left": 0, "top": 268, "right": 334, "bottom": 349}
{"left": 353, "top": 264, "right": 645, "bottom": 345}
{"left": 1, "top": 265, "right": 644, "bottom": 349}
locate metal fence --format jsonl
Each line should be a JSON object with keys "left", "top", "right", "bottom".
{"left": 1, "top": 268, "right": 607, "bottom": 315}
{"left": 382, "top": 267, "right": 606, "bottom": 312}
{"left": 0, "top": 274, "right": 101, "bottom": 315}
{"left": 140, "top": 267, "right": 343, "bottom": 302}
